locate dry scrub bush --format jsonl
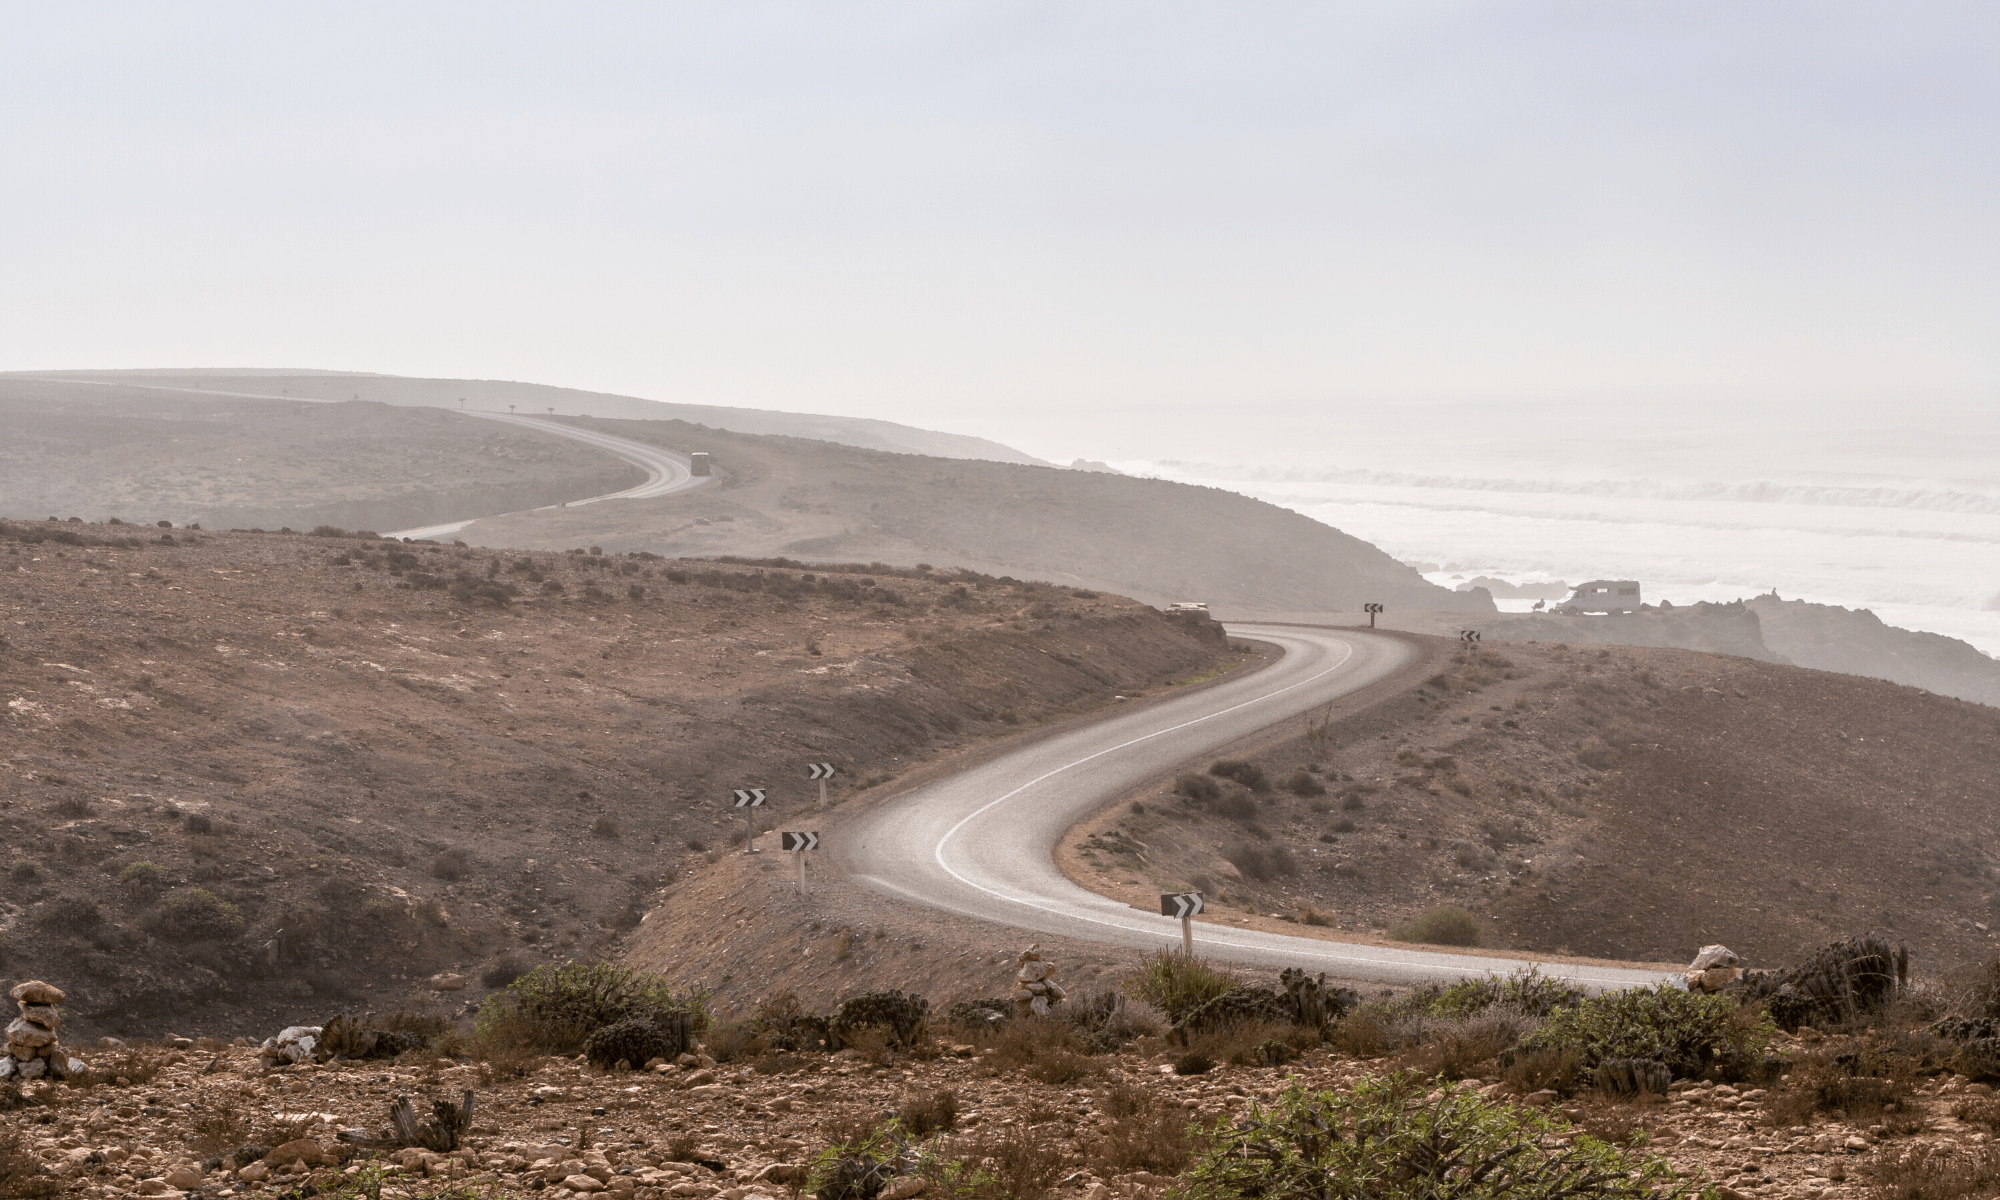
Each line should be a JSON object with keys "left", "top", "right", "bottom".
{"left": 1224, "top": 842, "right": 1297, "bottom": 880}
{"left": 1123, "top": 950, "right": 1237, "bottom": 1023}
{"left": 1867, "top": 1143, "right": 2000, "bottom": 1200}
{"left": 0, "top": 1123, "right": 58, "bottom": 1200}
{"left": 1089, "top": 1085, "right": 1192, "bottom": 1176}
{"left": 932, "top": 1125, "right": 1068, "bottom": 1200}
{"left": 1392, "top": 1011, "right": 1529, "bottom": 1081}
{"left": 981, "top": 1020, "right": 1097, "bottom": 1085}
{"left": 899, "top": 1088, "right": 960, "bottom": 1136}
{"left": 73, "top": 1045, "right": 172, "bottom": 1089}
{"left": 188, "top": 1098, "right": 256, "bottom": 1156}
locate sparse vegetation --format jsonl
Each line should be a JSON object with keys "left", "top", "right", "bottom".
{"left": 154, "top": 887, "right": 244, "bottom": 941}
{"left": 1124, "top": 950, "right": 1239, "bottom": 1022}
{"left": 477, "top": 960, "right": 709, "bottom": 1054}
{"left": 1178, "top": 1077, "right": 1685, "bottom": 1200}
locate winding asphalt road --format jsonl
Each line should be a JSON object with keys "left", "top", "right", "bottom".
{"left": 840, "top": 624, "right": 1675, "bottom": 992}
{"left": 384, "top": 411, "right": 711, "bottom": 540}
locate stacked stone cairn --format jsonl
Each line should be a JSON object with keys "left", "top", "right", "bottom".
{"left": 1012, "top": 945, "right": 1066, "bottom": 1017}
{"left": 1, "top": 979, "right": 84, "bottom": 1081}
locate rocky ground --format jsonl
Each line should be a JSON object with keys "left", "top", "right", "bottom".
{"left": 5, "top": 1007, "right": 1998, "bottom": 1200}
{"left": 0, "top": 520, "right": 1231, "bottom": 1037}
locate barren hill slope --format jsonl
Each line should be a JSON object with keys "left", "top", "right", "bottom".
{"left": 0, "top": 519, "right": 1231, "bottom": 1037}
{"left": 0, "top": 380, "right": 643, "bottom": 533}
{"left": 1061, "top": 635, "right": 2000, "bottom": 974}
{"left": 450, "top": 416, "right": 1491, "bottom": 614}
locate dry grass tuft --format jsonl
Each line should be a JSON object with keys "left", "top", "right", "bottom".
{"left": 1088, "top": 1084, "right": 1192, "bottom": 1176}
{"left": 899, "top": 1088, "right": 960, "bottom": 1136}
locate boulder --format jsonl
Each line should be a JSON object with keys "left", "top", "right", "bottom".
{"left": 1687, "top": 945, "right": 1741, "bottom": 972}
{"left": 264, "top": 1139, "right": 329, "bottom": 1168}
{"left": 164, "top": 1166, "right": 205, "bottom": 1189}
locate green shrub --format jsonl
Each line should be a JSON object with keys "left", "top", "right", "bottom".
{"left": 156, "top": 888, "right": 244, "bottom": 941}
{"left": 119, "top": 861, "right": 166, "bottom": 888}
{"left": 1388, "top": 905, "right": 1480, "bottom": 947}
{"left": 1512, "top": 985, "right": 1774, "bottom": 1083}
{"left": 1178, "top": 1077, "right": 1691, "bottom": 1200}
{"left": 477, "top": 961, "right": 708, "bottom": 1053}
{"left": 1124, "top": 950, "right": 1238, "bottom": 1023}
{"left": 1389, "top": 967, "right": 1586, "bottom": 1022}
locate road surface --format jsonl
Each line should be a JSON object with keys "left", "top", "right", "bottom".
{"left": 382, "top": 411, "right": 710, "bottom": 540}
{"left": 840, "top": 624, "right": 1675, "bottom": 992}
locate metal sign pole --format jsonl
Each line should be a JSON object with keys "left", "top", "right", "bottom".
{"left": 1181, "top": 912, "right": 1193, "bottom": 956}
{"left": 818, "top": 777, "right": 826, "bottom": 810}
{"left": 797, "top": 849, "right": 807, "bottom": 895}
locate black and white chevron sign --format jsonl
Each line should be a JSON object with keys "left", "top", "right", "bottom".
{"left": 1459, "top": 630, "right": 1482, "bottom": 643}
{"left": 732, "top": 788, "right": 767, "bottom": 808}
{"left": 780, "top": 831, "right": 820, "bottom": 852}
{"left": 807, "top": 762, "right": 836, "bottom": 781}
{"left": 1159, "top": 891, "right": 1204, "bottom": 918}
{"left": 1363, "top": 603, "right": 1384, "bottom": 614}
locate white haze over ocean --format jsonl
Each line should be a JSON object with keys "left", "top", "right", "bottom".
{"left": 1088, "top": 401, "right": 2000, "bottom": 658}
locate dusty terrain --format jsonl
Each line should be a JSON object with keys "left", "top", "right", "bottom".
{"left": 443, "top": 416, "right": 1487, "bottom": 615}
{"left": 0, "top": 383, "right": 643, "bottom": 535}
{"left": 1061, "top": 634, "right": 2000, "bottom": 974}
{"left": 0, "top": 520, "right": 1231, "bottom": 1038}
{"left": 3, "top": 1001, "right": 1993, "bottom": 1200}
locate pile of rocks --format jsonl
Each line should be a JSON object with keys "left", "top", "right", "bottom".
{"left": 1685, "top": 944, "right": 1745, "bottom": 993}
{"left": 1011, "top": 945, "right": 1066, "bottom": 1017}
{"left": 0, "top": 979, "right": 84, "bottom": 1081}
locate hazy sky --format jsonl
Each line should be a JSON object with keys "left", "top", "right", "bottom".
{"left": 5, "top": 2, "right": 1996, "bottom": 460}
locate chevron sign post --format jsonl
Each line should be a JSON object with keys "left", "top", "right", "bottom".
{"left": 1364, "top": 602, "right": 1383, "bottom": 629}
{"left": 781, "top": 831, "right": 820, "bottom": 894}
{"left": 732, "top": 788, "right": 767, "bottom": 853}
{"left": 808, "top": 761, "right": 836, "bottom": 809}
{"left": 1459, "top": 630, "right": 1482, "bottom": 644}
{"left": 1160, "top": 891, "right": 1204, "bottom": 955}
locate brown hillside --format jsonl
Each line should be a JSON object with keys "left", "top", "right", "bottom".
{"left": 450, "top": 415, "right": 1491, "bottom": 614}
{"left": 1062, "top": 633, "right": 2000, "bottom": 974}
{"left": 0, "top": 519, "right": 1231, "bottom": 1038}
{"left": 0, "top": 381, "right": 643, "bottom": 533}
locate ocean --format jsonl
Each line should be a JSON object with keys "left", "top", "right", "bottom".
{"left": 1100, "top": 402, "right": 2000, "bottom": 658}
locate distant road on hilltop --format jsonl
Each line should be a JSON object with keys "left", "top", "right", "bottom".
{"left": 10, "top": 368, "right": 1051, "bottom": 466}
